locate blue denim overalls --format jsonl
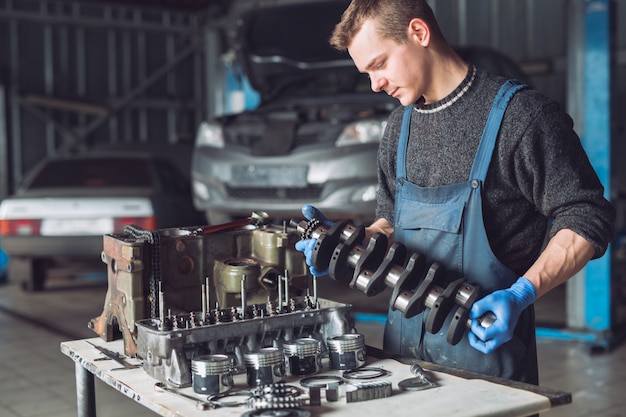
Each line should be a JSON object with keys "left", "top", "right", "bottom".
{"left": 383, "top": 80, "right": 538, "bottom": 383}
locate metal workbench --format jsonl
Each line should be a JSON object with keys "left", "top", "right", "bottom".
{"left": 61, "top": 337, "right": 570, "bottom": 417}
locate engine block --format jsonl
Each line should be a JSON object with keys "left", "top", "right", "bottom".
{"left": 136, "top": 297, "right": 354, "bottom": 387}
{"left": 88, "top": 214, "right": 356, "bottom": 387}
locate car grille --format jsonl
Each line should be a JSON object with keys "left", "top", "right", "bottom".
{"left": 295, "top": 132, "right": 320, "bottom": 147}
{"left": 226, "top": 123, "right": 342, "bottom": 149}
{"left": 225, "top": 186, "right": 323, "bottom": 200}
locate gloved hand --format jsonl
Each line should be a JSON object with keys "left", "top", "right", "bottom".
{"left": 468, "top": 277, "right": 536, "bottom": 354}
{"left": 294, "top": 205, "right": 334, "bottom": 277}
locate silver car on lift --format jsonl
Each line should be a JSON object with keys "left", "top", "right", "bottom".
{"left": 191, "top": 0, "right": 529, "bottom": 225}
{"left": 191, "top": 0, "right": 396, "bottom": 225}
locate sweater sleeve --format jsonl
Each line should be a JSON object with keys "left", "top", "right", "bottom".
{"left": 375, "top": 106, "right": 404, "bottom": 225}
{"left": 510, "top": 100, "right": 615, "bottom": 259}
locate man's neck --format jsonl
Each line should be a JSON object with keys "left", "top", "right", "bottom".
{"left": 422, "top": 46, "right": 469, "bottom": 104}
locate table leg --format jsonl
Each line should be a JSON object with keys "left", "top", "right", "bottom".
{"left": 75, "top": 362, "right": 96, "bottom": 417}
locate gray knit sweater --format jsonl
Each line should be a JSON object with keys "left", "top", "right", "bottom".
{"left": 376, "top": 66, "right": 615, "bottom": 275}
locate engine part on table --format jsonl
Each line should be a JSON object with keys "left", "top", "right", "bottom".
{"left": 244, "top": 347, "right": 286, "bottom": 387}
{"left": 241, "top": 409, "right": 311, "bottom": 417}
{"left": 397, "top": 362, "right": 438, "bottom": 392}
{"left": 325, "top": 381, "right": 340, "bottom": 402}
{"left": 136, "top": 294, "right": 356, "bottom": 387}
{"left": 398, "top": 376, "right": 438, "bottom": 392}
{"left": 248, "top": 384, "right": 307, "bottom": 410}
{"left": 293, "top": 217, "right": 493, "bottom": 345}
{"left": 247, "top": 396, "right": 308, "bottom": 410}
{"left": 327, "top": 333, "right": 366, "bottom": 370}
{"left": 208, "top": 390, "right": 255, "bottom": 408}
{"left": 298, "top": 376, "right": 343, "bottom": 402}
{"left": 345, "top": 380, "right": 392, "bottom": 403}
{"left": 308, "top": 386, "right": 321, "bottom": 406}
{"left": 86, "top": 340, "right": 140, "bottom": 371}
{"left": 283, "top": 337, "right": 322, "bottom": 376}
{"left": 283, "top": 338, "right": 322, "bottom": 376}
{"left": 191, "top": 354, "right": 233, "bottom": 395}
{"left": 299, "top": 375, "right": 345, "bottom": 389}
{"left": 254, "top": 383, "right": 304, "bottom": 399}
{"left": 154, "top": 382, "right": 215, "bottom": 410}
{"left": 342, "top": 367, "right": 390, "bottom": 380}
{"left": 89, "top": 213, "right": 309, "bottom": 357}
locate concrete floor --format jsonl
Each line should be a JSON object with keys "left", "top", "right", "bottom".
{"left": 0, "top": 267, "right": 625, "bottom": 417}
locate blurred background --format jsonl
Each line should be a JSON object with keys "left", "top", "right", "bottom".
{"left": 0, "top": 1, "right": 625, "bottom": 416}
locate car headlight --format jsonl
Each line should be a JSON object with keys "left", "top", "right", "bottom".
{"left": 192, "top": 180, "right": 210, "bottom": 201}
{"left": 350, "top": 185, "right": 378, "bottom": 203}
{"left": 335, "top": 119, "right": 387, "bottom": 147}
{"left": 195, "top": 121, "right": 225, "bottom": 149}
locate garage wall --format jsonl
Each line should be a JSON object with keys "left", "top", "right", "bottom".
{"left": 430, "top": 0, "right": 569, "bottom": 104}
{"left": 1, "top": 0, "right": 624, "bottom": 200}
{"left": 432, "top": 0, "right": 625, "bottom": 200}
{"left": 0, "top": 0, "right": 210, "bottom": 197}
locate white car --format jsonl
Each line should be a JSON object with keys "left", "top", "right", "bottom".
{"left": 0, "top": 151, "right": 204, "bottom": 290}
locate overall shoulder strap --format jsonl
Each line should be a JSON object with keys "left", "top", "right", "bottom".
{"left": 469, "top": 80, "right": 526, "bottom": 181}
{"left": 396, "top": 105, "right": 413, "bottom": 179}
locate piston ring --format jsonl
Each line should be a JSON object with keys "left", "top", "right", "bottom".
{"left": 208, "top": 390, "right": 254, "bottom": 407}
{"left": 342, "top": 367, "right": 390, "bottom": 380}
{"left": 298, "top": 375, "right": 344, "bottom": 388}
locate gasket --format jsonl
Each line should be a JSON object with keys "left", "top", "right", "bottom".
{"left": 207, "top": 390, "right": 254, "bottom": 407}
{"left": 342, "top": 367, "right": 390, "bottom": 380}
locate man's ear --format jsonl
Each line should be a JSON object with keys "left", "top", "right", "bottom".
{"left": 407, "top": 18, "right": 431, "bottom": 47}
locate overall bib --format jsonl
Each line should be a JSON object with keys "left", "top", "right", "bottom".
{"left": 383, "top": 80, "right": 538, "bottom": 384}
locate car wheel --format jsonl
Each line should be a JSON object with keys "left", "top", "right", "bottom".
{"left": 10, "top": 257, "right": 48, "bottom": 292}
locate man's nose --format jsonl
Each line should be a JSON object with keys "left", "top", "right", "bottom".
{"left": 370, "top": 74, "right": 385, "bottom": 93}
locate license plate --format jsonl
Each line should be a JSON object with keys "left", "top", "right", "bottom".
{"left": 231, "top": 165, "right": 308, "bottom": 187}
{"left": 40, "top": 218, "right": 114, "bottom": 236}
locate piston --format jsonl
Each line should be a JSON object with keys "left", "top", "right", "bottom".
{"left": 191, "top": 354, "right": 233, "bottom": 395}
{"left": 283, "top": 338, "right": 322, "bottom": 376}
{"left": 327, "top": 333, "right": 366, "bottom": 370}
{"left": 244, "top": 347, "right": 286, "bottom": 387}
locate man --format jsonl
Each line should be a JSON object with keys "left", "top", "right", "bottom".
{"left": 296, "top": 0, "right": 615, "bottom": 384}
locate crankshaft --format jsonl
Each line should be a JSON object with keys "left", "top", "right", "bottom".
{"left": 292, "top": 218, "right": 494, "bottom": 345}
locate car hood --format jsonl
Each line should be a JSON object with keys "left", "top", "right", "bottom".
{"left": 221, "top": 0, "right": 354, "bottom": 99}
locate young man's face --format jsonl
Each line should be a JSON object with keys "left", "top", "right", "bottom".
{"left": 348, "top": 19, "right": 429, "bottom": 106}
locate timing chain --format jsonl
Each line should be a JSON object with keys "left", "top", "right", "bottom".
{"left": 122, "top": 224, "right": 161, "bottom": 318}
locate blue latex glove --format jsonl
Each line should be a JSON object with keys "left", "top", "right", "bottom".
{"left": 294, "top": 205, "right": 334, "bottom": 277}
{"left": 468, "top": 277, "right": 536, "bottom": 354}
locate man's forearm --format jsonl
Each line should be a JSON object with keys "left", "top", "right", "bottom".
{"left": 364, "top": 222, "right": 596, "bottom": 299}
{"left": 523, "top": 228, "right": 595, "bottom": 298}
{"left": 366, "top": 217, "right": 395, "bottom": 243}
